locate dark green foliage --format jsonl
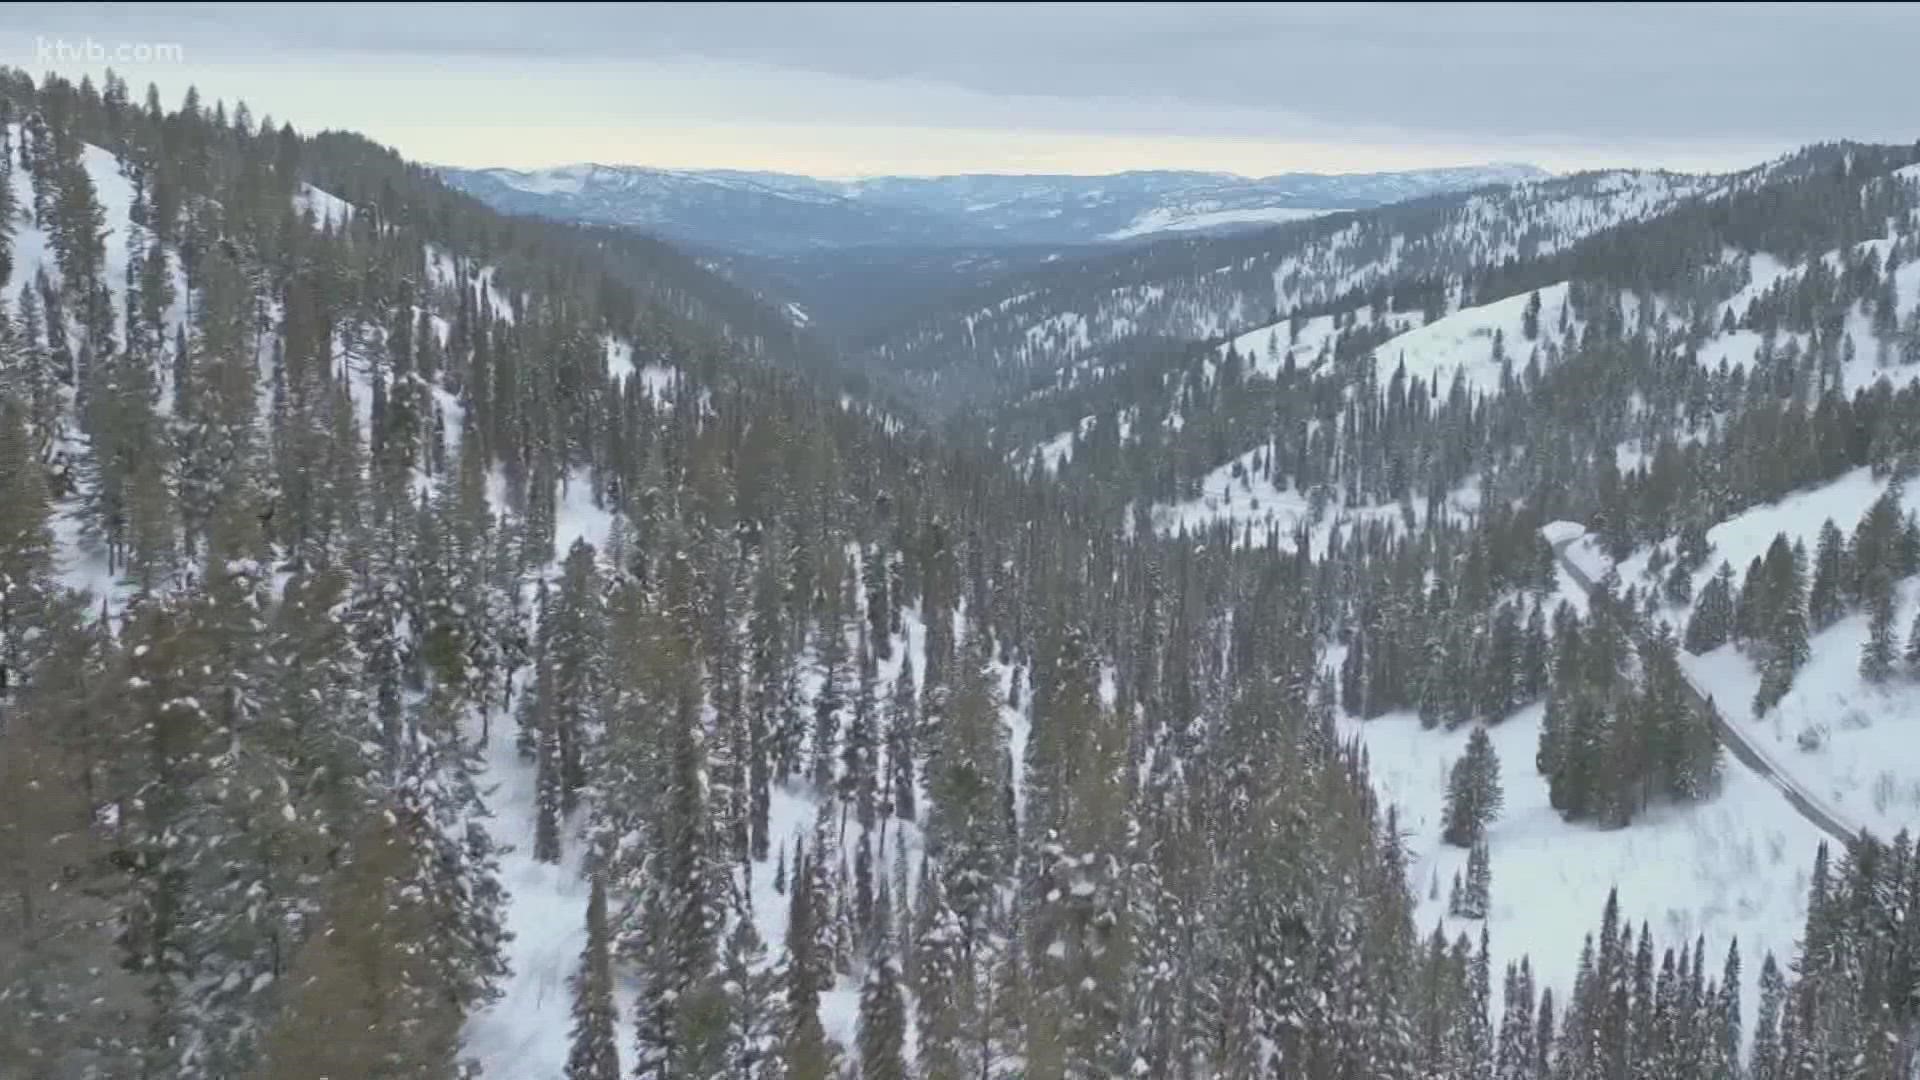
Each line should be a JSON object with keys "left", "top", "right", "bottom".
{"left": 8, "top": 57, "right": 1920, "bottom": 1080}
{"left": 566, "top": 875, "right": 620, "bottom": 1080}
{"left": 1444, "top": 727, "right": 1503, "bottom": 847}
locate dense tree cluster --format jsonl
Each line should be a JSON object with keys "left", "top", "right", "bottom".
{"left": 1537, "top": 593, "right": 1721, "bottom": 827}
{"left": 0, "top": 66, "right": 1461, "bottom": 1080}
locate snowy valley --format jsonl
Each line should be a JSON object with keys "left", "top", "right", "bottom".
{"left": 10, "top": 32, "right": 1920, "bottom": 1080}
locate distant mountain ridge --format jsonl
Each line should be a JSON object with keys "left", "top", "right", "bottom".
{"left": 437, "top": 161, "right": 1549, "bottom": 252}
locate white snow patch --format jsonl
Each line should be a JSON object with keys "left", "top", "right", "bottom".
{"left": 1375, "top": 283, "right": 1569, "bottom": 392}
{"left": 1103, "top": 205, "right": 1343, "bottom": 240}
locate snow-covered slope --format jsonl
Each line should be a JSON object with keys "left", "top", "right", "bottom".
{"left": 1343, "top": 698, "right": 1820, "bottom": 1049}
{"left": 11, "top": 125, "right": 747, "bottom": 1079}
{"left": 1102, "top": 204, "right": 1343, "bottom": 241}
{"left": 1372, "top": 282, "right": 1571, "bottom": 391}
{"left": 866, "top": 166, "right": 1728, "bottom": 401}
{"left": 1570, "top": 466, "right": 1920, "bottom": 843}
{"left": 1338, "top": 538, "right": 1831, "bottom": 1046}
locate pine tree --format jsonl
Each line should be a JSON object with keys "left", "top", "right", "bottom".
{"left": 633, "top": 683, "right": 725, "bottom": 1078}
{"left": 1860, "top": 571, "right": 1899, "bottom": 683}
{"left": 719, "top": 917, "right": 779, "bottom": 1080}
{"left": 1521, "top": 603, "right": 1550, "bottom": 702}
{"left": 913, "top": 858, "right": 966, "bottom": 1080}
{"left": 0, "top": 399, "right": 54, "bottom": 696}
{"left": 1444, "top": 726, "right": 1503, "bottom": 846}
{"left": 1750, "top": 952, "right": 1784, "bottom": 1080}
{"left": 0, "top": 604, "right": 141, "bottom": 1079}
{"left": 812, "top": 570, "right": 855, "bottom": 792}
{"left": 1684, "top": 564, "right": 1736, "bottom": 655}
{"left": 566, "top": 874, "right": 621, "bottom": 1080}
{"left": 1753, "top": 535, "right": 1809, "bottom": 715}
{"left": 535, "top": 718, "right": 565, "bottom": 864}
{"left": 863, "top": 543, "right": 893, "bottom": 664}
{"left": 1533, "top": 987, "right": 1556, "bottom": 1080}
{"left": 1463, "top": 839, "right": 1491, "bottom": 919}
{"left": 1807, "top": 519, "right": 1846, "bottom": 629}
{"left": 926, "top": 626, "right": 1009, "bottom": 936}
{"left": 1710, "top": 938, "right": 1740, "bottom": 1080}
{"left": 843, "top": 631, "right": 881, "bottom": 832}
{"left": 1483, "top": 601, "right": 1522, "bottom": 719}
{"left": 543, "top": 538, "right": 606, "bottom": 813}
{"left": 1467, "top": 926, "right": 1494, "bottom": 1079}
{"left": 254, "top": 809, "right": 483, "bottom": 1080}
{"left": 886, "top": 655, "right": 918, "bottom": 822}
{"left": 856, "top": 958, "right": 908, "bottom": 1080}
{"left": 781, "top": 838, "right": 841, "bottom": 1080}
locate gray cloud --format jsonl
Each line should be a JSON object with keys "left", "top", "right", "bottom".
{"left": 1, "top": 2, "right": 1913, "bottom": 171}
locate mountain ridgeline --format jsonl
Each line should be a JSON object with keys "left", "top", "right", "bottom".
{"left": 437, "top": 161, "right": 1547, "bottom": 253}
{"left": 4, "top": 61, "right": 1920, "bottom": 1080}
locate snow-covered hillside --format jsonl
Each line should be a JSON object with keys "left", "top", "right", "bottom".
{"left": 463, "top": 503, "right": 1037, "bottom": 1077}
{"left": 7, "top": 123, "right": 739, "bottom": 1079}
{"left": 1372, "top": 282, "right": 1571, "bottom": 391}
{"left": 1102, "top": 205, "right": 1344, "bottom": 241}
{"left": 1342, "top": 696, "right": 1820, "bottom": 1048}
{"left": 1335, "top": 532, "right": 1837, "bottom": 1046}
{"left": 1566, "top": 466, "right": 1920, "bottom": 843}
{"left": 1146, "top": 441, "right": 1480, "bottom": 550}
{"left": 867, "top": 164, "right": 1738, "bottom": 401}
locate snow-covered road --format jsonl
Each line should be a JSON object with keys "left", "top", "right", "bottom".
{"left": 1551, "top": 536, "right": 1857, "bottom": 847}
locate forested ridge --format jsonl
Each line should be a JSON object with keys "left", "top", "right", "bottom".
{"left": 2, "top": 65, "right": 1919, "bottom": 1080}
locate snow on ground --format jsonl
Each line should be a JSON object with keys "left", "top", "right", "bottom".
{"left": 49, "top": 501, "right": 124, "bottom": 614}
{"left": 424, "top": 243, "right": 520, "bottom": 324}
{"left": 604, "top": 336, "right": 636, "bottom": 381}
{"left": 294, "top": 182, "right": 354, "bottom": 225}
{"left": 1682, "top": 588, "right": 1920, "bottom": 842}
{"left": 1540, "top": 520, "right": 1586, "bottom": 546}
{"left": 1694, "top": 241, "right": 1920, "bottom": 398}
{"left": 1345, "top": 702, "right": 1821, "bottom": 1051}
{"left": 1615, "top": 466, "right": 1920, "bottom": 841}
{"left": 5, "top": 128, "right": 189, "bottom": 365}
{"left": 637, "top": 363, "right": 678, "bottom": 401}
{"left": 1030, "top": 427, "right": 1079, "bottom": 475}
{"left": 1147, "top": 441, "right": 1480, "bottom": 550}
{"left": 1343, "top": 550, "right": 1829, "bottom": 1044}
{"left": 462, "top": 517, "right": 1017, "bottom": 1073}
{"left": 600, "top": 329, "right": 675, "bottom": 397}
{"left": 476, "top": 266, "right": 520, "bottom": 324}
{"left": 1103, "top": 205, "right": 1344, "bottom": 241}
{"left": 554, "top": 468, "right": 615, "bottom": 557}
{"left": 7, "top": 128, "right": 188, "bottom": 615}
{"left": 1023, "top": 414, "right": 1096, "bottom": 475}
{"left": 461, "top": 705, "right": 610, "bottom": 1074}
{"left": 1214, "top": 304, "right": 1406, "bottom": 381}
{"left": 1573, "top": 466, "right": 1920, "bottom": 842}
{"left": 462, "top": 469, "right": 626, "bottom": 1075}
{"left": 1670, "top": 467, "right": 1908, "bottom": 604}
{"left": 1373, "top": 282, "right": 1570, "bottom": 392}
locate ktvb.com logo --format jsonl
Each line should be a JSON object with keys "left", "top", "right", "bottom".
{"left": 35, "top": 36, "right": 186, "bottom": 65}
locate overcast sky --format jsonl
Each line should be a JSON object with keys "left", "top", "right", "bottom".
{"left": 2, "top": 2, "right": 1916, "bottom": 177}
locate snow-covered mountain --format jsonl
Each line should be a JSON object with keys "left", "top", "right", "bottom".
{"left": 1029, "top": 151, "right": 1920, "bottom": 1037}
{"left": 436, "top": 161, "right": 1546, "bottom": 252}
{"left": 863, "top": 167, "right": 1726, "bottom": 409}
